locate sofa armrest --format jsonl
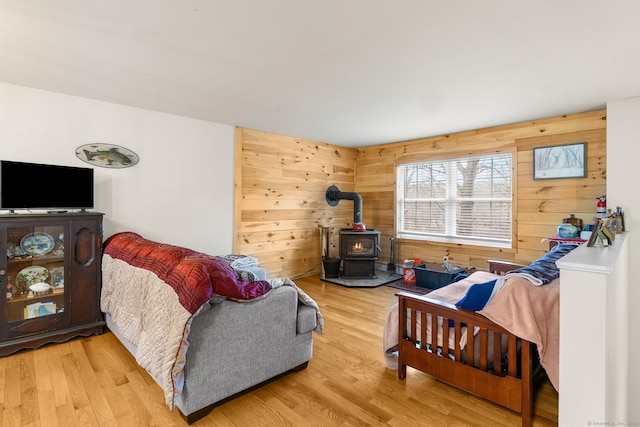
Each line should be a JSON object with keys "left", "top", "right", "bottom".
{"left": 297, "top": 304, "right": 317, "bottom": 334}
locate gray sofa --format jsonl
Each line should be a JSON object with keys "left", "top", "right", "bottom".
{"left": 100, "top": 232, "right": 320, "bottom": 424}
{"left": 106, "top": 284, "right": 317, "bottom": 423}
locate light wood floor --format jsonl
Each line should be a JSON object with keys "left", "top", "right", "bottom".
{"left": 0, "top": 275, "right": 558, "bottom": 426}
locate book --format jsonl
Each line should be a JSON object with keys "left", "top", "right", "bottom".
{"left": 24, "top": 301, "right": 57, "bottom": 319}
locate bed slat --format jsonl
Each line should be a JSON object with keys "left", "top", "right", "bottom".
{"left": 478, "top": 328, "right": 488, "bottom": 371}
{"left": 493, "top": 332, "right": 502, "bottom": 375}
{"left": 465, "top": 323, "right": 475, "bottom": 366}
{"left": 442, "top": 316, "right": 450, "bottom": 358}
{"left": 454, "top": 322, "right": 462, "bottom": 361}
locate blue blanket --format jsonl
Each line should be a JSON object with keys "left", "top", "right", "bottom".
{"left": 455, "top": 244, "right": 577, "bottom": 311}
{"left": 505, "top": 244, "right": 576, "bottom": 285}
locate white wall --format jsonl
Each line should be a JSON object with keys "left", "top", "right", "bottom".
{"left": 607, "top": 96, "right": 640, "bottom": 422}
{"left": 0, "top": 82, "right": 235, "bottom": 255}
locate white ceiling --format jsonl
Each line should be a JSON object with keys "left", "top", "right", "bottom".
{"left": 2, "top": 1, "right": 639, "bottom": 147}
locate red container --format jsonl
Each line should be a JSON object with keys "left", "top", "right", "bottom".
{"left": 402, "top": 258, "right": 422, "bottom": 285}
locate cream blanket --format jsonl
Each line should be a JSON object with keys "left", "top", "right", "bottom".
{"left": 101, "top": 256, "right": 199, "bottom": 409}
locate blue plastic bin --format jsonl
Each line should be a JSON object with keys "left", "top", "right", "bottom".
{"left": 414, "top": 263, "right": 465, "bottom": 289}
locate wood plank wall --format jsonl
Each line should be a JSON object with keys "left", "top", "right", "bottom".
{"left": 235, "top": 110, "right": 606, "bottom": 278}
{"left": 234, "top": 127, "right": 357, "bottom": 278}
{"left": 356, "top": 109, "right": 607, "bottom": 269}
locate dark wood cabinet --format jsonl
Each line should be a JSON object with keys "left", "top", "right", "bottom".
{"left": 0, "top": 212, "right": 105, "bottom": 356}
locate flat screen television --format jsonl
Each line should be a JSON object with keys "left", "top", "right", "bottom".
{"left": 0, "top": 160, "right": 94, "bottom": 211}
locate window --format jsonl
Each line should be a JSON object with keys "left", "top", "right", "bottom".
{"left": 396, "top": 153, "right": 513, "bottom": 248}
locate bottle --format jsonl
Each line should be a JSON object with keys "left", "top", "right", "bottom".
{"left": 597, "top": 196, "right": 607, "bottom": 219}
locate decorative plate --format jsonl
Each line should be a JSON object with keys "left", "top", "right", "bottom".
{"left": 20, "top": 232, "right": 55, "bottom": 256}
{"left": 75, "top": 143, "right": 139, "bottom": 168}
{"left": 16, "top": 266, "right": 50, "bottom": 294}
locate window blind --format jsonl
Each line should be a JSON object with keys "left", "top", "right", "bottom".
{"left": 397, "top": 153, "right": 512, "bottom": 247}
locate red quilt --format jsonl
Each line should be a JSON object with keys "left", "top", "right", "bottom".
{"left": 103, "top": 232, "right": 272, "bottom": 314}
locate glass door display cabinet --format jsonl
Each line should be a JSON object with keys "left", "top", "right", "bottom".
{"left": 0, "top": 212, "right": 105, "bottom": 356}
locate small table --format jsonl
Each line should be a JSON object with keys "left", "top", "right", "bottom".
{"left": 545, "top": 236, "right": 587, "bottom": 250}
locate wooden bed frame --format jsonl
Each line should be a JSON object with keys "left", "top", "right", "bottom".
{"left": 396, "top": 260, "right": 538, "bottom": 427}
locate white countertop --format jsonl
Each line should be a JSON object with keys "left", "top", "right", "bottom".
{"left": 556, "top": 231, "right": 629, "bottom": 274}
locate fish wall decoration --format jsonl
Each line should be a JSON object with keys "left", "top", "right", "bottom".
{"left": 76, "top": 143, "right": 139, "bottom": 168}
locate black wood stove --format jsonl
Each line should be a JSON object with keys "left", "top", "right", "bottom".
{"left": 339, "top": 229, "right": 381, "bottom": 278}
{"left": 326, "top": 184, "right": 382, "bottom": 279}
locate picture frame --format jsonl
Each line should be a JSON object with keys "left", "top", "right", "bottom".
{"left": 599, "top": 219, "right": 615, "bottom": 245}
{"left": 49, "top": 266, "right": 64, "bottom": 289}
{"left": 607, "top": 217, "right": 623, "bottom": 234}
{"left": 586, "top": 221, "right": 601, "bottom": 247}
{"left": 533, "top": 142, "right": 586, "bottom": 180}
{"left": 586, "top": 218, "right": 617, "bottom": 247}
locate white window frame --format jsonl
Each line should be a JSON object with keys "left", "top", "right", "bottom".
{"left": 396, "top": 152, "right": 513, "bottom": 249}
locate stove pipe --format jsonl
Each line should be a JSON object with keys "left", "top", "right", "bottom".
{"left": 325, "top": 185, "right": 363, "bottom": 227}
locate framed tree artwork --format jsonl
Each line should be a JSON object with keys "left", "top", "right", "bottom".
{"left": 533, "top": 142, "right": 586, "bottom": 180}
